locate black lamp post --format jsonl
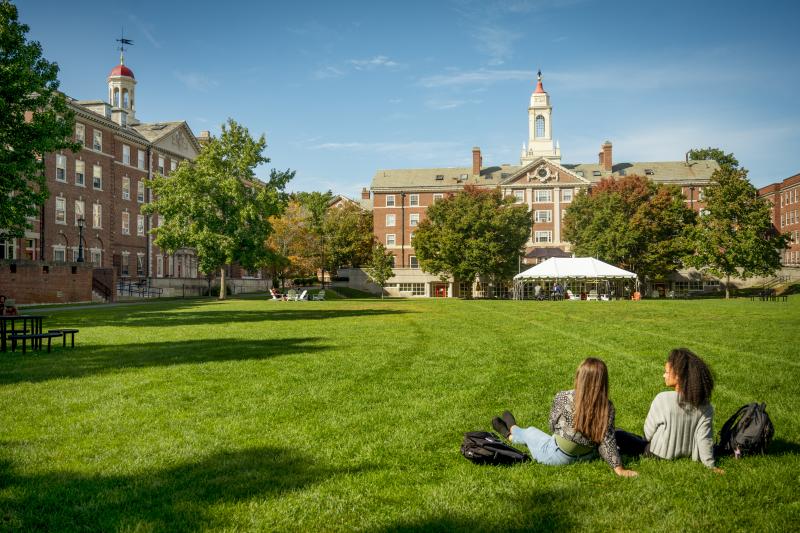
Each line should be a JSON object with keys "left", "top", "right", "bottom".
{"left": 77, "top": 216, "right": 85, "bottom": 263}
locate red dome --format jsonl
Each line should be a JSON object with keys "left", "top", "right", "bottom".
{"left": 109, "top": 64, "right": 135, "bottom": 79}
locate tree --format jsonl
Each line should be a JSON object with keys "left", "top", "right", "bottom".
{"left": 689, "top": 147, "right": 739, "bottom": 171}
{"left": 412, "top": 185, "right": 531, "bottom": 294}
{"left": 0, "top": 0, "right": 80, "bottom": 239}
{"left": 293, "top": 191, "right": 333, "bottom": 286}
{"left": 686, "top": 165, "right": 788, "bottom": 298}
{"left": 365, "top": 242, "right": 394, "bottom": 299}
{"left": 143, "top": 118, "right": 294, "bottom": 299}
{"left": 322, "top": 204, "right": 374, "bottom": 273}
{"left": 562, "top": 175, "right": 696, "bottom": 282}
{"left": 265, "top": 200, "right": 318, "bottom": 287}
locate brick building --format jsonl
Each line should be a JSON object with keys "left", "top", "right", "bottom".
{"left": 369, "top": 71, "right": 720, "bottom": 297}
{"left": 759, "top": 172, "right": 800, "bottom": 266}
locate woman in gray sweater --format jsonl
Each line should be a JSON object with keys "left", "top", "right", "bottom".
{"left": 616, "top": 348, "right": 723, "bottom": 473}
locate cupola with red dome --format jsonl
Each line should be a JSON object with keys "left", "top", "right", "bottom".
{"left": 107, "top": 51, "right": 137, "bottom": 124}
{"left": 109, "top": 63, "right": 135, "bottom": 79}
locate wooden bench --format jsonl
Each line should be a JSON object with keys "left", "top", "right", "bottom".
{"left": 9, "top": 332, "right": 63, "bottom": 354}
{"left": 49, "top": 329, "right": 79, "bottom": 347}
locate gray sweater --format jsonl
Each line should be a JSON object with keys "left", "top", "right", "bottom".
{"left": 644, "top": 391, "right": 715, "bottom": 468}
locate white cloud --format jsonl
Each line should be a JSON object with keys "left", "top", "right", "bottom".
{"left": 127, "top": 14, "right": 161, "bottom": 49}
{"left": 425, "top": 98, "right": 482, "bottom": 110}
{"left": 312, "top": 66, "right": 345, "bottom": 80}
{"left": 349, "top": 56, "right": 399, "bottom": 70}
{"left": 474, "top": 26, "right": 521, "bottom": 66}
{"left": 418, "top": 68, "right": 533, "bottom": 88}
{"left": 174, "top": 71, "right": 219, "bottom": 92}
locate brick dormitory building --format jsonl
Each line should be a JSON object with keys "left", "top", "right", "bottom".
{"left": 0, "top": 54, "right": 265, "bottom": 303}
{"left": 759, "top": 173, "right": 800, "bottom": 267}
{"left": 368, "top": 71, "right": 724, "bottom": 298}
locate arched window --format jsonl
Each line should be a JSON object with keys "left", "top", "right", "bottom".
{"left": 113, "top": 88, "right": 120, "bottom": 107}
{"left": 122, "top": 89, "right": 129, "bottom": 109}
{"left": 535, "top": 115, "right": 545, "bottom": 138}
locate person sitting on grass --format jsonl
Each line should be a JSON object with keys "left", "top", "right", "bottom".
{"left": 615, "top": 348, "right": 723, "bottom": 474}
{"left": 492, "top": 357, "right": 638, "bottom": 477}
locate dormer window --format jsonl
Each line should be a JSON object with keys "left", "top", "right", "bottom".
{"left": 592, "top": 170, "right": 601, "bottom": 177}
{"left": 645, "top": 168, "right": 655, "bottom": 175}
{"left": 435, "top": 174, "right": 444, "bottom": 181}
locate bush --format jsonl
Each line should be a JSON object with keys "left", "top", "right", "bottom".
{"left": 292, "top": 277, "right": 318, "bottom": 286}
{"left": 331, "top": 276, "right": 349, "bottom": 282}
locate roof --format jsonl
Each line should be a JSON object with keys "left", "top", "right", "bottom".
{"left": 130, "top": 121, "right": 186, "bottom": 142}
{"left": 328, "top": 195, "right": 373, "bottom": 211}
{"left": 371, "top": 159, "right": 720, "bottom": 190}
{"left": 514, "top": 257, "right": 637, "bottom": 280}
{"left": 109, "top": 64, "right": 135, "bottom": 79}
{"left": 524, "top": 247, "right": 571, "bottom": 259}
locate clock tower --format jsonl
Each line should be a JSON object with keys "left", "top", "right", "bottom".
{"left": 520, "top": 70, "right": 561, "bottom": 164}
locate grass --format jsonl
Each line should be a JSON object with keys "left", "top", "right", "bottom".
{"left": 1, "top": 296, "right": 799, "bottom": 531}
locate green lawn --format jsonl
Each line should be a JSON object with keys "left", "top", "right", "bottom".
{"left": 1, "top": 296, "right": 799, "bottom": 531}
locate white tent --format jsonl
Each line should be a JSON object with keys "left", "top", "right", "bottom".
{"left": 513, "top": 257, "right": 637, "bottom": 300}
{"left": 514, "top": 257, "right": 636, "bottom": 280}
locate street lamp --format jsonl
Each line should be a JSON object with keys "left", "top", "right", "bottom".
{"left": 77, "top": 216, "right": 85, "bottom": 263}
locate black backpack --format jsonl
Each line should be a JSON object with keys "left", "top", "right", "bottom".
{"left": 460, "top": 431, "right": 530, "bottom": 465}
{"left": 715, "top": 403, "right": 775, "bottom": 458}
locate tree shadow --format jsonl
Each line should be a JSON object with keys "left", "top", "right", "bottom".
{"left": 0, "top": 337, "right": 327, "bottom": 385}
{"left": 766, "top": 438, "right": 800, "bottom": 456}
{"left": 377, "top": 488, "right": 576, "bottom": 532}
{"left": 0, "top": 445, "right": 371, "bottom": 532}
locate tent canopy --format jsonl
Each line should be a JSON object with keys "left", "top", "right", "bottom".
{"left": 514, "top": 257, "right": 637, "bottom": 280}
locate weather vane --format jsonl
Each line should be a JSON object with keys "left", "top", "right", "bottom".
{"left": 116, "top": 29, "right": 134, "bottom": 64}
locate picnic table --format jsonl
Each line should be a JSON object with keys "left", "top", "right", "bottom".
{"left": 1, "top": 315, "right": 45, "bottom": 352}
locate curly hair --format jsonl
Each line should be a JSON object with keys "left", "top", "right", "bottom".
{"left": 668, "top": 348, "right": 714, "bottom": 408}
{"left": 573, "top": 358, "right": 610, "bottom": 443}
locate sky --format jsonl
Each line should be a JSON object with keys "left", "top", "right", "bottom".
{"left": 17, "top": 0, "right": 800, "bottom": 195}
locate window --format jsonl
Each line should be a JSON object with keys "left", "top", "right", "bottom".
{"left": 122, "top": 212, "right": 130, "bottom": 235}
{"left": 75, "top": 160, "right": 85, "bottom": 186}
{"left": 75, "top": 123, "right": 85, "bottom": 145}
{"left": 386, "top": 234, "right": 396, "bottom": 246}
{"left": 122, "top": 177, "right": 130, "bottom": 200}
{"left": 460, "top": 173, "right": 468, "bottom": 181}
{"left": 698, "top": 187, "right": 706, "bottom": 201}
{"left": 55, "top": 197, "right": 66, "bottom": 224}
{"left": 644, "top": 168, "right": 655, "bottom": 176}
{"left": 433, "top": 193, "right": 443, "bottom": 203}
{"left": 158, "top": 156, "right": 164, "bottom": 174}
{"left": 121, "top": 253, "right": 129, "bottom": 276}
{"left": 535, "top": 189, "right": 552, "bottom": 202}
{"left": 138, "top": 149, "right": 145, "bottom": 170}
{"left": 386, "top": 214, "right": 396, "bottom": 227}
{"left": 513, "top": 190, "right": 524, "bottom": 203}
{"left": 409, "top": 256, "right": 419, "bottom": 269}
{"left": 53, "top": 247, "right": 66, "bottom": 262}
{"left": 386, "top": 195, "right": 395, "bottom": 207}
{"left": 93, "top": 164, "right": 102, "bottom": 189}
{"left": 592, "top": 170, "right": 601, "bottom": 177}
{"left": 122, "top": 144, "right": 130, "bottom": 165}
{"left": 410, "top": 231, "right": 415, "bottom": 242}
{"left": 0, "top": 239, "right": 16, "bottom": 260}
{"left": 74, "top": 200, "right": 84, "bottom": 226}
{"left": 535, "top": 231, "right": 552, "bottom": 243}
{"left": 410, "top": 213, "right": 420, "bottom": 227}
{"left": 435, "top": 174, "right": 444, "bottom": 181}
{"left": 93, "top": 203, "right": 102, "bottom": 228}
{"left": 535, "top": 210, "right": 552, "bottom": 223}
{"left": 389, "top": 255, "right": 396, "bottom": 268}
{"left": 157, "top": 255, "right": 164, "bottom": 277}
{"left": 562, "top": 188, "right": 573, "bottom": 202}
{"left": 137, "top": 214, "right": 145, "bottom": 236}
{"left": 136, "top": 254, "right": 145, "bottom": 276}
{"left": 91, "top": 249, "right": 102, "bottom": 267}
{"left": 137, "top": 181, "right": 145, "bottom": 203}
{"left": 409, "top": 194, "right": 419, "bottom": 206}
{"left": 398, "top": 282, "right": 425, "bottom": 295}
{"left": 576, "top": 171, "right": 585, "bottom": 177}
{"left": 56, "top": 154, "right": 67, "bottom": 181}
{"left": 171, "top": 160, "right": 177, "bottom": 172}
{"left": 535, "top": 115, "right": 545, "bottom": 138}
{"left": 93, "top": 130, "right": 102, "bottom": 151}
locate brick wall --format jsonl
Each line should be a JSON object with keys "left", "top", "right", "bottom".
{"left": 0, "top": 261, "right": 93, "bottom": 304}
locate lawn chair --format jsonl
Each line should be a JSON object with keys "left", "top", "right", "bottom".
{"left": 587, "top": 290, "right": 598, "bottom": 301}
{"left": 296, "top": 290, "right": 308, "bottom": 301}
{"left": 312, "top": 289, "right": 326, "bottom": 301}
{"left": 286, "top": 289, "right": 297, "bottom": 301}
{"left": 270, "top": 288, "right": 283, "bottom": 301}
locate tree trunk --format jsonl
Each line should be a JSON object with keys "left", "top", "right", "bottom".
{"left": 725, "top": 274, "right": 730, "bottom": 299}
{"left": 380, "top": 284, "right": 384, "bottom": 300}
{"left": 219, "top": 267, "right": 226, "bottom": 300}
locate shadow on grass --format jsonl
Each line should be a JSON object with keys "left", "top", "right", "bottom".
{"left": 378, "top": 488, "right": 575, "bottom": 532}
{"left": 0, "top": 446, "right": 369, "bottom": 532}
{"left": 766, "top": 438, "right": 800, "bottom": 456}
{"left": 0, "top": 337, "right": 326, "bottom": 385}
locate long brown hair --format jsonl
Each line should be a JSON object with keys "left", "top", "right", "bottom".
{"left": 573, "top": 358, "right": 610, "bottom": 443}
{"left": 668, "top": 348, "right": 714, "bottom": 408}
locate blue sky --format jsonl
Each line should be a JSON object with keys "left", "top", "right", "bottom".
{"left": 18, "top": 0, "right": 800, "bottom": 194}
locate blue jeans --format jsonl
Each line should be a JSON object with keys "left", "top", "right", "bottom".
{"left": 510, "top": 426, "right": 595, "bottom": 465}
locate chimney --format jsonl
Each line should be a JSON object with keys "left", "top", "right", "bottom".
{"left": 472, "top": 146, "right": 482, "bottom": 176}
{"left": 361, "top": 187, "right": 370, "bottom": 200}
{"left": 602, "top": 141, "right": 613, "bottom": 171}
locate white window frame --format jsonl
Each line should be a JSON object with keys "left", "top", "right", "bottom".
{"left": 55, "top": 154, "right": 67, "bottom": 182}
{"left": 93, "top": 164, "right": 102, "bottom": 190}
{"left": 386, "top": 195, "right": 396, "bottom": 207}
{"left": 433, "top": 193, "right": 443, "bottom": 203}
{"left": 93, "top": 130, "right": 102, "bottom": 151}
{"left": 74, "top": 200, "right": 84, "bottom": 226}
{"left": 534, "top": 231, "right": 552, "bottom": 243}
{"left": 535, "top": 189, "right": 552, "bottom": 203}
{"left": 535, "top": 210, "right": 552, "bottom": 223}
{"left": 90, "top": 248, "right": 101, "bottom": 267}
{"left": 561, "top": 188, "right": 573, "bottom": 202}
{"left": 409, "top": 194, "right": 419, "bottom": 206}
{"left": 171, "top": 160, "right": 177, "bottom": 172}
{"left": 53, "top": 246, "right": 66, "bottom": 263}
{"left": 138, "top": 149, "right": 145, "bottom": 170}
{"left": 0, "top": 238, "right": 16, "bottom": 260}
{"left": 122, "top": 177, "right": 130, "bottom": 200}
{"left": 158, "top": 156, "right": 165, "bottom": 174}
{"left": 75, "top": 123, "right": 85, "bottom": 145}
{"left": 93, "top": 203, "right": 102, "bottom": 228}
{"left": 55, "top": 196, "right": 66, "bottom": 225}
{"left": 137, "top": 181, "right": 145, "bottom": 203}
{"left": 122, "top": 211, "right": 130, "bottom": 235}
{"left": 75, "top": 160, "right": 85, "bottom": 186}
{"left": 137, "top": 214, "right": 145, "bottom": 236}
{"left": 410, "top": 213, "right": 420, "bottom": 227}
{"left": 409, "top": 255, "right": 419, "bottom": 269}
{"left": 386, "top": 233, "right": 396, "bottom": 246}
{"left": 513, "top": 190, "right": 524, "bottom": 203}
{"left": 122, "top": 144, "right": 130, "bottom": 165}
{"left": 385, "top": 214, "right": 396, "bottom": 227}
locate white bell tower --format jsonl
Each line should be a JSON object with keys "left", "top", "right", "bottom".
{"left": 107, "top": 49, "right": 137, "bottom": 125}
{"left": 521, "top": 70, "right": 561, "bottom": 164}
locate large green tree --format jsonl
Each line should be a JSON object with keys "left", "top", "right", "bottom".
{"left": 686, "top": 165, "right": 788, "bottom": 298}
{"left": 365, "top": 242, "right": 394, "bottom": 299}
{"left": 412, "top": 185, "right": 530, "bottom": 293}
{"left": 0, "top": 0, "right": 79, "bottom": 239}
{"left": 265, "top": 200, "right": 318, "bottom": 287}
{"left": 143, "top": 118, "right": 294, "bottom": 299}
{"left": 322, "top": 203, "right": 374, "bottom": 273}
{"left": 562, "top": 175, "right": 696, "bottom": 282}
{"left": 688, "top": 147, "right": 739, "bottom": 171}
{"left": 293, "top": 191, "right": 333, "bottom": 286}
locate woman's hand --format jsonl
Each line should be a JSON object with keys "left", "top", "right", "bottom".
{"left": 614, "top": 466, "right": 639, "bottom": 477}
{"left": 712, "top": 467, "right": 725, "bottom": 475}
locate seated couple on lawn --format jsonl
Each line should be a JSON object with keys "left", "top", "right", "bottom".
{"left": 491, "top": 349, "right": 722, "bottom": 477}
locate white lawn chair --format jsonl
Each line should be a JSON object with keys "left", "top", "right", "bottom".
{"left": 312, "top": 289, "right": 326, "bottom": 301}
{"left": 296, "top": 290, "right": 308, "bottom": 301}
{"left": 286, "top": 289, "right": 297, "bottom": 301}
{"left": 587, "top": 290, "right": 598, "bottom": 301}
